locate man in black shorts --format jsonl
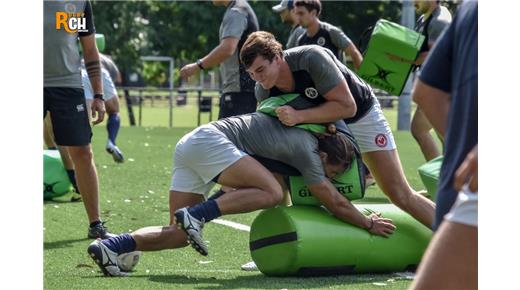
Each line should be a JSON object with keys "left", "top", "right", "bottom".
{"left": 44, "top": 0, "right": 113, "bottom": 239}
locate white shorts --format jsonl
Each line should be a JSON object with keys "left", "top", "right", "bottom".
{"left": 82, "top": 68, "right": 117, "bottom": 101}
{"left": 170, "top": 124, "right": 248, "bottom": 196}
{"left": 445, "top": 185, "right": 478, "bottom": 227}
{"left": 348, "top": 99, "right": 396, "bottom": 153}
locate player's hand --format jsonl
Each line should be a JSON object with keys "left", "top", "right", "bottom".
{"left": 367, "top": 213, "right": 396, "bottom": 238}
{"left": 275, "top": 105, "right": 303, "bottom": 126}
{"left": 180, "top": 63, "right": 200, "bottom": 80}
{"left": 454, "top": 145, "right": 478, "bottom": 192}
{"left": 91, "top": 98, "right": 106, "bottom": 125}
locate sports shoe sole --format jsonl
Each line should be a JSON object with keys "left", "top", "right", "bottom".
{"left": 87, "top": 242, "right": 113, "bottom": 276}
{"left": 174, "top": 211, "right": 208, "bottom": 256}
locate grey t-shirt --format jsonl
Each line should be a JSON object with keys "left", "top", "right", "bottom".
{"left": 416, "top": 6, "right": 452, "bottom": 52}
{"left": 44, "top": 1, "right": 95, "bottom": 88}
{"left": 211, "top": 112, "right": 326, "bottom": 185}
{"left": 297, "top": 21, "right": 352, "bottom": 61}
{"left": 219, "top": 0, "right": 259, "bottom": 93}
{"left": 255, "top": 45, "right": 374, "bottom": 123}
{"left": 286, "top": 25, "right": 306, "bottom": 49}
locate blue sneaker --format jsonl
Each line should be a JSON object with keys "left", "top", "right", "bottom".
{"left": 106, "top": 141, "right": 124, "bottom": 163}
{"left": 87, "top": 239, "right": 128, "bottom": 277}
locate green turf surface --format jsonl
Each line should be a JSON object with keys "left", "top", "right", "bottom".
{"left": 44, "top": 103, "right": 433, "bottom": 289}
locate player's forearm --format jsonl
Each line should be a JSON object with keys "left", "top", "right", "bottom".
{"left": 200, "top": 40, "right": 236, "bottom": 69}
{"left": 331, "top": 198, "right": 371, "bottom": 229}
{"left": 311, "top": 182, "right": 370, "bottom": 229}
{"left": 83, "top": 51, "right": 103, "bottom": 95}
{"left": 298, "top": 100, "right": 355, "bottom": 123}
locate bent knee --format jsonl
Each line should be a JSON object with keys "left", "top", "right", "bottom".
{"left": 263, "top": 185, "right": 284, "bottom": 207}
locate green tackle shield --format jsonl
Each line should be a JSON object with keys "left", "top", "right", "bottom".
{"left": 358, "top": 19, "right": 425, "bottom": 95}
{"left": 418, "top": 156, "right": 443, "bottom": 200}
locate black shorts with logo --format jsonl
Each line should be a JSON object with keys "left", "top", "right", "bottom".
{"left": 44, "top": 87, "right": 92, "bottom": 146}
{"left": 218, "top": 92, "right": 257, "bottom": 119}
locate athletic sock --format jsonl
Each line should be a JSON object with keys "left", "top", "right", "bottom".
{"left": 89, "top": 220, "right": 101, "bottom": 228}
{"left": 107, "top": 113, "right": 121, "bottom": 145}
{"left": 66, "top": 169, "right": 79, "bottom": 193}
{"left": 187, "top": 199, "right": 222, "bottom": 222}
{"left": 100, "top": 233, "right": 137, "bottom": 255}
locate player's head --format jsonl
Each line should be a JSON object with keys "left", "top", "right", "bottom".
{"left": 273, "top": 0, "right": 297, "bottom": 25}
{"left": 294, "top": 0, "right": 321, "bottom": 28}
{"left": 240, "top": 31, "right": 284, "bottom": 89}
{"left": 212, "top": 0, "right": 231, "bottom": 7}
{"left": 317, "top": 131, "right": 355, "bottom": 179}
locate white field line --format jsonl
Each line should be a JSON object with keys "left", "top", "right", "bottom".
{"left": 212, "top": 219, "right": 251, "bottom": 232}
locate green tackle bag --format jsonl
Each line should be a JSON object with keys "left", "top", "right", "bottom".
{"left": 358, "top": 19, "right": 425, "bottom": 95}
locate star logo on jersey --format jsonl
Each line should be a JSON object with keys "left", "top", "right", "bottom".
{"left": 76, "top": 104, "right": 85, "bottom": 112}
{"left": 317, "top": 37, "right": 326, "bottom": 46}
{"left": 375, "top": 134, "right": 388, "bottom": 148}
{"left": 304, "top": 87, "right": 319, "bottom": 99}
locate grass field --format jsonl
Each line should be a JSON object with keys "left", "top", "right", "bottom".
{"left": 44, "top": 101, "right": 432, "bottom": 289}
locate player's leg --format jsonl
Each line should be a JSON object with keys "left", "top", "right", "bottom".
{"left": 411, "top": 188, "right": 477, "bottom": 290}
{"left": 349, "top": 100, "right": 435, "bottom": 228}
{"left": 363, "top": 150, "right": 435, "bottom": 228}
{"left": 410, "top": 221, "right": 477, "bottom": 290}
{"left": 103, "top": 72, "right": 125, "bottom": 162}
{"left": 48, "top": 87, "right": 112, "bottom": 238}
{"left": 104, "top": 97, "right": 124, "bottom": 163}
{"left": 411, "top": 107, "right": 441, "bottom": 161}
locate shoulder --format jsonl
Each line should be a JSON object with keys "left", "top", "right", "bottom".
{"left": 255, "top": 83, "right": 269, "bottom": 100}
{"left": 431, "top": 6, "right": 453, "bottom": 27}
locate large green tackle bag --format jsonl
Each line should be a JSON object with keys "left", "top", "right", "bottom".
{"left": 257, "top": 94, "right": 366, "bottom": 205}
{"left": 418, "top": 155, "right": 443, "bottom": 200}
{"left": 43, "top": 150, "right": 79, "bottom": 202}
{"left": 358, "top": 19, "right": 425, "bottom": 95}
{"left": 249, "top": 204, "right": 432, "bottom": 276}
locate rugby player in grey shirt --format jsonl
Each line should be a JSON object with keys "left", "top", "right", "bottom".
{"left": 387, "top": 0, "right": 452, "bottom": 162}
{"left": 180, "top": 0, "right": 259, "bottom": 119}
{"left": 272, "top": 0, "right": 306, "bottom": 49}
{"left": 294, "top": 0, "right": 363, "bottom": 70}
{"left": 87, "top": 113, "right": 395, "bottom": 275}
{"left": 240, "top": 31, "right": 435, "bottom": 229}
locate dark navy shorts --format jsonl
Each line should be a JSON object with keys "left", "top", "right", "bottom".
{"left": 44, "top": 87, "right": 92, "bottom": 146}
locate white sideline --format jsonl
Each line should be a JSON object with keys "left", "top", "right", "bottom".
{"left": 212, "top": 219, "right": 251, "bottom": 232}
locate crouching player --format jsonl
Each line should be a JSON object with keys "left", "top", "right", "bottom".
{"left": 87, "top": 112, "right": 395, "bottom": 276}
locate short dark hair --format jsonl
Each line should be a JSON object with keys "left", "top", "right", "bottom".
{"left": 295, "top": 0, "right": 321, "bottom": 17}
{"left": 240, "top": 31, "right": 284, "bottom": 69}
